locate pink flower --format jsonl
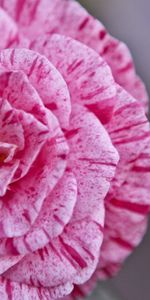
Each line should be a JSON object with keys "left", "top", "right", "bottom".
{"left": 0, "top": 1, "right": 149, "bottom": 299}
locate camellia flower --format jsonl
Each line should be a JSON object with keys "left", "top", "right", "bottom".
{"left": 0, "top": 1, "right": 150, "bottom": 299}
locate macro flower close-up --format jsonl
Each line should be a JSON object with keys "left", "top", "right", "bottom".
{"left": 0, "top": 1, "right": 150, "bottom": 299}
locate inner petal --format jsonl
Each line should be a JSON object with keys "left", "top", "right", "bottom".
{"left": 0, "top": 160, "right": 19, "bottom": 197}
{"left": 0, "top": 98, "right": 24, "bottom": 151}
{"left": 0, "top": 48, "right": 71, "bottom": 129}
{"left": 12, "top": 108, "right": 49, "bottom": 181}
{"left": 0, "top": 122, "right": 68, "bottom": 238}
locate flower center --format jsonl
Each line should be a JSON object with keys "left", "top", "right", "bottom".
{"left": 0, "top": 142, "right": 17, "bottom": 164}
{"left": 0, "top": 152, "right": 8, "bottom": 163}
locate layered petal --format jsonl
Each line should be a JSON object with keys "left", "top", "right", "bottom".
{"left": 2, "top": 105, "right": 118, "bottom": 294}
{"left": 0, "top": 7, "right": 18, "bottom": 49}
{"left": 1, "top": 71, "right": 50, "bottom": 125}
{"left": 0, "top": 255, "right": 24, "bottom": 275}
{"left": 67, "top": 105, "right": 119, "bottom": 223}
{"left": 0, "top": 160, "right": 19, "bottom": 197}
{"left": 0, "top": 277, "right": 73, "bottom": 299}
{"left": 63, "top": 85, "right": 150, "bottom": 298}
{"left": 10, "top": 110, "right": 49, "bottom": 181}
{"left": 0, "top": 99, "right": 23, "bottom": 196}
{"left": 106, "top": 85, "right": 150, "bottom": 191}
{"left": 98, "top": 86, "right": 150, "bottom": 278}
{"left": 0, "top": 125, "right": 68, "bottom": 238}
{"left": 0, "top": 50, "right": 70, "bottom": 238}
{"left": 0, "top": 48, "right": 71, "bottom": 128}
{"left": 31, "top": 34, "right": 116, "bottom": 123}
{"left": 0, "top": 2, "right": 149, "bottom": 299}
{"left": 0, "top": 99, "right": 24, "bottom": 150}
{"left": 1, "top": 0, "right": 147, "bottom": 108}
{"left": 11, "top": 171, "right": 77, "bottom": 254}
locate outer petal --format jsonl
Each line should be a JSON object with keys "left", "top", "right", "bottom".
{"left": 60, "top": 272, "right": 98, "bottom": 300}
{"left": 0, "top": 277, "right": 73, "bottom": 299}
{"left": 1, "top": 0, "right": 148, "bottom": 109}
{"left": 0, "top": 7, "right": 18, "bottom": 49}
{"left": 31, "top": 34, "right": 116, "bottom": 124}
{"left": 60, "top": 86, "right": 150, "bottom": 297}
{"left": 97, "top": 86, "right": 150, "bottom": 278}
{"left": 106, "top": 85, "right": 150, "bottom": 191}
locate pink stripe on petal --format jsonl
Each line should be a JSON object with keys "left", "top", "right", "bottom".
{"left": 110, "top": 198, "right": 150, "bottom": 215}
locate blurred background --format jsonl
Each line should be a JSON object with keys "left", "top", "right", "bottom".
{"left": 78, "top": 1, "right": 150, "bottom": 300}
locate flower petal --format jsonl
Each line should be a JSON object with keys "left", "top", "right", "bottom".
{"left": 106, "top": 85, "right": 150, "bottom": 191}
{"left": 0, "top": 99, "right": 24, "bottom": 150}
{"left": 97, "top": 86, "right": 150, "bottom": 278}
{"left": 0, "top": 127, "right": 68, "bottom": 238}
{"left": 0, "top": 7, "right": 18, "bottom": 49}
{"left": 66, "top": 86, "right": 150, "bottom": 292}
{"left": 0, "top": 48, "right": 71, "bottom": 128}
{"left": 1, "top": 0, "right": 147, "bottom": 109}
{"left": 2, "top": 71, "right": 49, "bottom": 125}
{"left": 32, "top": 34, "right": 116, "bottom": 124}
{"left": 12, "top": 171, "right": 77, "bottom": 254}
{"left": 11, "top": 109, "right": 49, "bottom": 181}
{"left": 0, "top": 255, "right": 24, "bottom": 275}
{"left": 0, "top": 277, "right": 73, "bottom": 299}
{"left": 0, "top": 161, "right": 19, "bottom": 197}
{"left": 67, "top": 104, "right": 119, "bottom": 223}
{"left": 0, "top": 99, "right": 23, "bottom": 196}
{"left": 2, "top": 105, "right": 119, "bottom": 293}
{"left": 0, "top": 96, "right": 50, "bottom": 184}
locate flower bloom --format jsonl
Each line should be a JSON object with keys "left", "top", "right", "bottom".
{"left": 0, "top": 1, "right": 150, "bottom": 299}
